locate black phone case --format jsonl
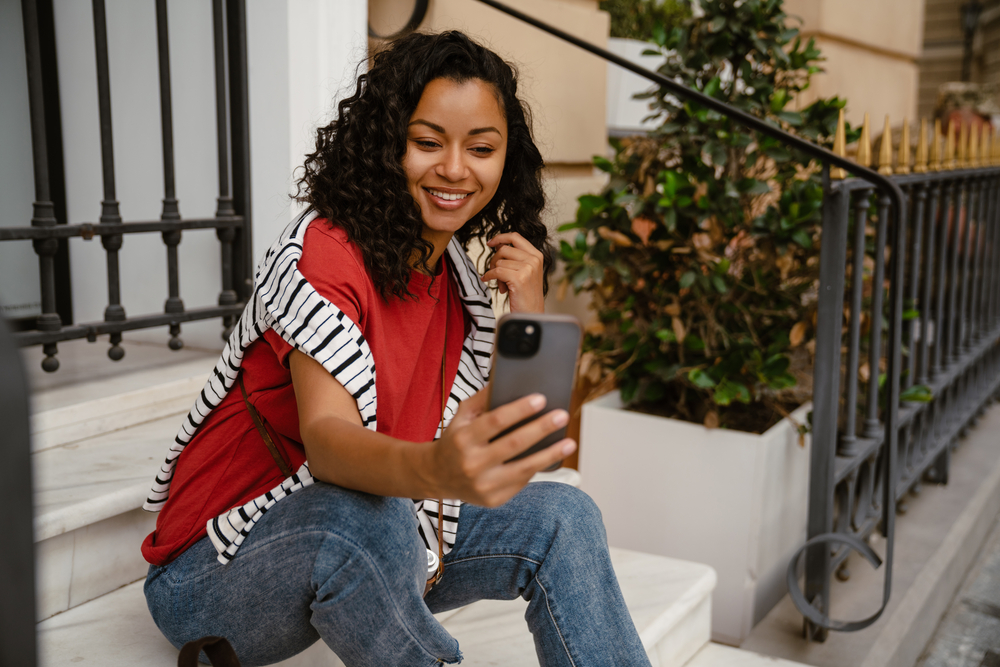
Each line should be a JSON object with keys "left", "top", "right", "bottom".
{"left": 488, "top": 313, "right": 582, "bottom": 462}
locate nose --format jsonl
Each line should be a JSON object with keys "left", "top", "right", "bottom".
{"left": 436, "top": 146, "right": 469, "bottom": 182}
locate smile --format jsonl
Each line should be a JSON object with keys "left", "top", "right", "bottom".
{"left": 426, "top": 188, "right": 470, "bottom": 201}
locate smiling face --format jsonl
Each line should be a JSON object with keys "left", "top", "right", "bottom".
{"left": 403, "top": 77, "right": 508, "bottom": 258}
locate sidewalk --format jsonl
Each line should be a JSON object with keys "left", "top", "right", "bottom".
{"left": 916, "top": 513, "right": 1000, "bottom": 666}
{"left": 742, "top": 402, "right": 1000, "bottom": 667}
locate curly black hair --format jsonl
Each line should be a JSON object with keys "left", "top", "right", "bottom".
{"left": 295, "top": 30, "right": 553, "bottom": 301}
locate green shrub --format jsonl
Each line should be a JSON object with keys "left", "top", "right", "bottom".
{"left": 562, "top": 0, "right": 858, "bottom": 432}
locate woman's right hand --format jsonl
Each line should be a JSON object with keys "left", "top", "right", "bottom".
{"left": 427, "top": 389, "right": 576, "bottom": 507}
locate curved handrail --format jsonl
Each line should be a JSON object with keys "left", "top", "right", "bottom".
{"left": 472, "top": 0, "right": 904, "bottom": 635}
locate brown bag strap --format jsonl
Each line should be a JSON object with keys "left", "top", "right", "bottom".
{"left": 238, "top": 374, "right": 294, "bottom": 478}
{"left": 177, "top": 636, "right": 241, "bottom": 667}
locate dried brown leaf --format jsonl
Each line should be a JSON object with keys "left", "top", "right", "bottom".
{"left": 672, "top": 317, "right": 686, "bottom": 343}
{"left": 631, "top": 216, "right": 657, "bottom": 245}
{"left": 704, "top": 410, "right": 719, "bottom": 429}
{"left": 790, "top": 321, "right": 808, "bottom": 347}
{"left": 597, "top": 226, "right": 633, "bottom": 247}
{"left": 664, "top": 302, "right": 681, "bottom": 317}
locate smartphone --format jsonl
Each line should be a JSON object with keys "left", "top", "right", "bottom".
{"left": 488, "top": 313, "right": 582, "bottom": 464}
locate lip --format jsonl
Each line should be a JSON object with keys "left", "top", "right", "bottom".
{"left": 424, "top": 186, "right": 473, "bottom": 210}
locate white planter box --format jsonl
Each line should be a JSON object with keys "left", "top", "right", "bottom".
{"left": 579, "top": 391, "right": 811, "bottom": 645}
{"left": 606, "top": 38, "right": 665, "bottom": 135}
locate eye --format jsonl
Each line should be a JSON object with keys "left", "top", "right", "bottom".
{"left": 412, "top": 139, "right": 441, "bottom": 149}
{"left": 470, "top": 146, "right": 496, "bottom": 155}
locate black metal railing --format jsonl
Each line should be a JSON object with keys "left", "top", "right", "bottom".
{"left": 474, "top": 0, "right": 1000, "bottom": 642}
{"left": 0, "top": 315, "right": 37, "bottom": 664}
{"left": 6, "top": 0, "right": 252, "bottom": 372}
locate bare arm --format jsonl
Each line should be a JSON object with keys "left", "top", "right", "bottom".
{"left": 289, "top": 349, "right": 575, "bottom": 507}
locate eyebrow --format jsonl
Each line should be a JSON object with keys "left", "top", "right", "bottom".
{"left": 408, "top": 119, "right": 502, "bottom": 137}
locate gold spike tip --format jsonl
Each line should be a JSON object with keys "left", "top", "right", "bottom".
{"left": 831, "top": 108, "right": 847, "bottom": 180}
{"left": 857, "top": 113, "right": 872, "bottom": 169}
{"left": 946, "top": 120, "right": 956, "bottom": 169}
{"left": 970, "top": 122, "right": 980, "bottom": 168}
{"left": 986, "top": 126, "right": 991, "bottom": 167}
{"left": 898, "top": 118, "right": 911, "bottom": 174}
{"left": 914, "top": 118, "right": 929, "bottom": 173}
{"left": 878, "top": 114, "right": 894, "bottom": 175}
{"left": 958, "top": 122, "right": 969, "bottom": 168}
{"left": 929, "top": 118, "right": 942, "bottom": 171}
{"left": 992, "top": 126, "right": 999, "bottom": 166}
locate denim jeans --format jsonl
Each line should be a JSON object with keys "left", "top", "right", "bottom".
{"left": 144, "top": 481, "right": 651, "bottom": 667}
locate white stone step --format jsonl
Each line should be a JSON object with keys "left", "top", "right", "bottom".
{"left": 37, "top": 547, "right": 715, "bottom": 667}
{"left": 685, "top": 643, "right": 810, "bottom": 666}
{"left": 32, "top": 372, "right": 207, "bottom": 621}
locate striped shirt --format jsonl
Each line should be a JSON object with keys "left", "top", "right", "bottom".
{"left": 143, "top": 211, "right": 495, "bottom": 564}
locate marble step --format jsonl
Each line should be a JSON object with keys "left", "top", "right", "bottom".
{"left": 685, "top": 643, "right": 810, "bottom": 666}
{"left": 30, "top": 369, "right": 583, "bottom": 622}
{"left": 37, "top": 547, "right": 716, "bottom": 667}
{"left": 31, "top": 360, "right": 215, "bottom": 621}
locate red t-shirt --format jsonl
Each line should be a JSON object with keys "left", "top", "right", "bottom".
{"left": 142, "top": 221, "right": 468, "bottom": 565}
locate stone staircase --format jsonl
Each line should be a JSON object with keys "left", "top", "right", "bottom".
{"left": 27, "top": 339, "right": 808, "bottom": 666}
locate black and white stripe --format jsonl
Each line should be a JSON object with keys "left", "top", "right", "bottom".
{"left": 143, "top": 211, "right": 494, "bottom": 564}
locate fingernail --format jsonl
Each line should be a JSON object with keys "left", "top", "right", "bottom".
{"left": 561, "top": 439, "right": 577, "bottom": 455}
{"left": 551, "top": 410, "right": 568, "bottom": 426}
{"left": 529, "top": 394, "right": 546, "bottom": 409}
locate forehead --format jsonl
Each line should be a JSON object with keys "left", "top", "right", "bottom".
{"left": 409, "top": 78, "right": 507, "bottom": 134}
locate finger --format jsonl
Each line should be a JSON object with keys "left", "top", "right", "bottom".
{"left": 452, "top": 388, "right": 488, "bottom": 425}
{"left": 469, "top": 393, "right": 547, "bottom": 443}
{"left": 480, "top": 265, "right": 522, "bottom": 288}
{"left": 489, "top": 408, "right": 569, "bottom": 464}
{"left": 489, "top": 245, "right": 537, "bottom": 268}
{"left": 509, "top": 438, "right": 577, "bottom": 477}
{"left": 488, "top": 232, "right": 542, "bottom": 256}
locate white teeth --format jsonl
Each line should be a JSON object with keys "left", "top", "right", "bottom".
{"left": 427, "top": 189, "right": 469, "bottom": 201}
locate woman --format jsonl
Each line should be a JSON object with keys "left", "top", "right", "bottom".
{"left": 142, "top": 31, "right": 650, "bottom": 667}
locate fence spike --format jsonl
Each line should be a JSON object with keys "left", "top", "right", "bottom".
{"left": 955, "top": 121, "right": 969, "bottom": 169}
{"left": 878, "top": 114, "right": 894, "bottom": 175}
{"left": 992, "top": 126, "right": 999, "bottom": 166}
{"left": 929, "top": 118, "right": 942, "bottom": 171}
{"left": 985, "top": 125, "right": 993, "bottom": 167}
{"left": 946, "top": 120, "right": 956, "bottom": 169}
{"left": 914, "top": 118, "right": 928, "bottom": 173}
{"left": 830, "top": 108, "right": 847, "bottom": 180}
{"left": 970, "top": 121, "right": 980, "bottom": 168}
{"left": 857, "top": 112, "right": 872, "bottom": 169}
{"left": 898, "top": 118, "right": 911, "bottom": 174}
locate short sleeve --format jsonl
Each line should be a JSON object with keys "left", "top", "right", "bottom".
{"left": 296, "top": 221, "right": 369, "bottom": 327}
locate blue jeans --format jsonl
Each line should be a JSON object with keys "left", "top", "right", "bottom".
{"left": 144, "top": 481, "right": 650, "bottom": 667}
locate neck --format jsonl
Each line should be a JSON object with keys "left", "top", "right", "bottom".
{"left": 414, "top": 229, "right": 453, "bottom": 274}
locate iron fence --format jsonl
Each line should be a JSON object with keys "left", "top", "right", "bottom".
{"left": 5, "top": 0, "right": 252, "bottom": 372}
{"left": 475, "top": 0, "right": 1000, "bottom": 642}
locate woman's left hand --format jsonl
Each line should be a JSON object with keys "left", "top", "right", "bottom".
{"left": 482, "top": 232, "right": 545, "bottom": 313}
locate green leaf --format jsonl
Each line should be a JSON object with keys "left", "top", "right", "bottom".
{"left": 688, "top": 368, "right": 717, "bottom": 388}
{"left": 791, "top": 228, "right": 813, "bottom": 249}
{"left": 684, "top": 335, "right": 706, "bottom": 351}
{"left": 655, "top": 328, "right": 677, "bottom": 343}
{"left": 712, "top": 275, "right": 728, "bottom": 294}
{"left": 903, "top": 308, "right": 920, "bottom": 321}
{"left": 714, "top": 379, "right": 751, "bottom": 406}
{"left": 558, "top": 220, "right": 583, "bottom": 232}
{"left": 709, "top": 15, "right": 726, "bottom": 32}
{"left": 679, "top": 271, "right": 697, "bottom": 288}
{"left": 900, "top": 384, "right": 933, "bottom": 403}
{"left": 592, "top": 156, "right": 614, "bottom": 173}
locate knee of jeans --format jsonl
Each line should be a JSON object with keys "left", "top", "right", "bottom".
{"left": 527, "top": 482, "right": 608, "bottom": 544}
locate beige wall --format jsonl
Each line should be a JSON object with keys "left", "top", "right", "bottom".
{"left": 785, "top": 0, "right": 925, "bottom": 127}
{"left": 370, "top": 0, "right": 609, "bottom": 321}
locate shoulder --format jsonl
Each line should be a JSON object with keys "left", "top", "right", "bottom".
{"left": 298, "top": 218, "right": 372, "bottom": 323}
{"left": 300, "top": 219, "right": 369, "bottom": 283}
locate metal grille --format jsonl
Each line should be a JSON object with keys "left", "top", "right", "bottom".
{"left": 5, "top": 0, "right": 252, "bottom": 372}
